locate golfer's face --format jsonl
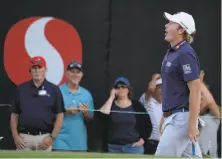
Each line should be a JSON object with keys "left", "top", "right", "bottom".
{"left": 164, "top": 21, "right": 180, "bottom": 42}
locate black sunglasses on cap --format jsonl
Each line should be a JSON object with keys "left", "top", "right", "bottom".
{"left": 114, "top": 83, "right": 128, "bottom": 89}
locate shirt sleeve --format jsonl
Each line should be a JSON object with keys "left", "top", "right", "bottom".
{"left": 134, "top": 101, "right": 152, "bottom": 141}
{"left": 178, "top": 52, "right": 200, "bottom": 82}
{"left": 139, "top": 93, "right": 146, "bottom": 105}
{"left": 145, "top": 101, "right": 160, "bottom": 140}
{"left": 11, "top": 87, "right": 21, "bottom": 114}
{"left": 53, "top": 86, "right": 65, "bottom": 114}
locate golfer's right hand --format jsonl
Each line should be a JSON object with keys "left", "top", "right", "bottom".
{"left": 14, "top": 134, "right": 26, "bottom": 149}
{"left": 188, "top": 126, "right": 199, "bottom": 146}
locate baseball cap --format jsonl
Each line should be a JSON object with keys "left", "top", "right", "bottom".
{"left": 67, "top": 61, "right": 82, "bottom": 71}
{"left": 30, "top": 56, "right": 46, "bottom": 68}
{"left": 163, "top": 12, "right": 196, "bottom": 35}
{"left": 114, "top": 77, "right": 130, "bottom": 86}
{"left": 156, "top": 78, "right": 162, "bottom": 85}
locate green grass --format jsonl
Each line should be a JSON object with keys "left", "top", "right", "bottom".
{"left": 0, "top": 150, "right": 210, "bottom": 158}
{"left": 0, "top": 150, "right": 168, "bottom": 158}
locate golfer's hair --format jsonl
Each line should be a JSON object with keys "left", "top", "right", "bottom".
{"left": 184, "top": 31, "right": 194, "bottom": 44}
{"left": 178, "top": 25, "right": 195, "bottom": 44}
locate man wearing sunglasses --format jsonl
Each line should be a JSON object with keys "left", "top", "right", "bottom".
{"left": 52, "top": 61, "right": 94, "bottom": 152}
{"left": 10, "top": 56, "right": 65, "bottom": 151}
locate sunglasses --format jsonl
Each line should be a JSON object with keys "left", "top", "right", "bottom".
{"left": 69, "top": 61, "right": 81, "bottom": 68}
{"left": 114, "top": 83, "right": 128, "bottom": 89}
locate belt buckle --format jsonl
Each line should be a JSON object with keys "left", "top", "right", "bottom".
{"left": 163, "top": 111, "right": 172, "bottom": 118}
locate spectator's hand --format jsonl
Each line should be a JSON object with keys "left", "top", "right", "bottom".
{"left": 110, "top": 89, "right": 117, "bottom": 99}
{"left": 38, "top": 135, "right": 53, "bottom": 150}
{"left": 79, "top": 103, "right": 89, "bottom": 115}
{"left": 148, "top": 73, "right": 161, "bottom": 92}
{"left": 66, "top": 106, "right": 79, "bottom": 115}
{"left": 148, "top": 81, "right": 156, "bottom": 92}
{"left": 14, "top": 134, "right": 26, "bottom": 149}
{"left": 200, "top": 70, "right": 205, "bottom": 82}
{"left": 132, "top": 138, "right": 144, "bottom": 147}
{"left": 152, "top": 73, "right": 161, "bottom": 80}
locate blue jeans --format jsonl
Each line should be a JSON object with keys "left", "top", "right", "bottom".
{"left": 108, "top": 143, "right": 144, "bottom": 154}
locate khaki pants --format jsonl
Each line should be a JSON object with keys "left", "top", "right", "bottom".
{"left": 17, "top": 133, "right": 52, "bottom": 151}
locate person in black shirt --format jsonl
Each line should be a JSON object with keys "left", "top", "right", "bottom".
{"left": 10, "top": 56, "right": 65, "bottom": 151}
{"left": 99, "top": 77, "right": 152, "bottom": 154}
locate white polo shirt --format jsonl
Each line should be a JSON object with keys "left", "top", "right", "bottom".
{"left": 139, "top": 93, "right": 162, "bottom": 141}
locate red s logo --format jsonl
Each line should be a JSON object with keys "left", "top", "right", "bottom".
{"left": 4, "top": 17, "right": 82, "bottom": 85}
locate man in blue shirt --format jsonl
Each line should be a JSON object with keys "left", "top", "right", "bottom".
{"left": 52, "top": 61, "right": 94, "bottom": 151}
{"left": 155, "top": 12, "right": 202, "bottom": 157}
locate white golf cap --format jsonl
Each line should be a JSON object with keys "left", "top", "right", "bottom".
{"left": 163, "top": 12, "right": 196, "bottom": 35}
{"left": 156, "top": 78, "right": 162, "bottom": 85}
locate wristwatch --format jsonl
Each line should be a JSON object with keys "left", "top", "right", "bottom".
{"left": 50, "top": 134, "right": 56, "bottom": 140}
{"left": 77, "top": 106, "right": 80, "bottom": 112}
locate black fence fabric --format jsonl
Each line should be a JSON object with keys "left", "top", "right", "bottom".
{"left": 0, "top": 0, "right": 220, "bottom": 156}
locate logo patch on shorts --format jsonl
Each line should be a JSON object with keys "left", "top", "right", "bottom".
{"left": 182, "top": 64, "right": 192, "bottom": 74}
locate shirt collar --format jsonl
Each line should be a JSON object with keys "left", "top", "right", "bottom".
{"left": 30, "top": 79, "right": 47, "bottom": 89}
{"left": 64, "top": 82, "right": 82, "bottom": 95}
{"left": 168, "top": 40, "right": 186, "bottom": 52}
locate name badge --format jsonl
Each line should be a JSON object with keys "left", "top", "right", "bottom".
{"left": 38, "top": 90, "right": 47, "bottom": 96}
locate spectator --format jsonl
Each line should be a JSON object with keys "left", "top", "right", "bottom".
{"left": 10, "top": 56, "right": 65, "bottom": 151}
{"left": 99, "top": 77, "right": 152, "bottom": 154}
{"left": 52, "top": 61, "right": 94, "bottom": 152}
{"left": 198, "top": 70, "right": 221, "bottom": 158}
{"left": 139, "top": 73, "right": 162, "bottom": 154}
